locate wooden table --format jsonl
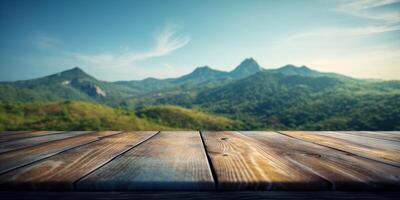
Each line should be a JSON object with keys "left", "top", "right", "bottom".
{"left": 0, "top": 131, "right": 399, "bottom": 198}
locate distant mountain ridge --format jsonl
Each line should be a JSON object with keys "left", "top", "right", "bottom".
{"left": 115, "top": 57, "right": 349, "bottom": 93}
{"left": 1, "top": 57, "right": 399, "bottom": 130}
{"left": 0, "top": 57, "right": 382, "bottom": 105}
{"left": 0, "top": 66, "right": 137, "bottom": 105}
{"left": 267, "top": 64, "right": 352, "bottom": 80}
{"left": 0, "top": 58, "right": 396, "bottom": 104}
{"left": 115, "top": 57, "right": 264, "bottom": 92}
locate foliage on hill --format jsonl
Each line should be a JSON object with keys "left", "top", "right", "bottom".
{"left": 137, "top": 105, "right": 240, "bottom": 130}
{"left": 0, "top": 101, "right": 241, "bottom": 131}
{"left": 0, "top": 67, "right": 137, "bottom": 106}
{"left": 144, "top": 73, "right": 400, "bottom": 130}
{"left": 0, "top": 101, "right": 172, "bottom": 131}
{"left": 1, "top": 58, "right": 399, "bottom": 131}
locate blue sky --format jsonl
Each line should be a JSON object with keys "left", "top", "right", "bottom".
{"left": 0, "top": 0, "right": 399, "bottom": 81}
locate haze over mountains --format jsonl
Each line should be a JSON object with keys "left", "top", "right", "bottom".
{"left": 0, "top": 58, "right": 349, "bottom": 103}
{"left": 1, "top": 58, "right": 399, "bottom": 131}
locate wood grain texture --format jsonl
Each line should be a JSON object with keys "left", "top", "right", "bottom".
{"left": 339, "top": 131, "right": 400, "bottom": 142}
{"left": 281, "top": 131, "right": 400, "bottom": 167}
{"left": 1, "top": 191, "right": 400, "bottom": 200}
{"left": 377, "top": 131, "right": 400, "bottom": 137}
{"left": 0, "top": 131, "right": 93, "bottom": 153}
{"left": 0, "top": 131, "right": 157, "bottom": 190}
{"left": 0, "top": 131, "right": 120, "bottom": 174}
{"left": 241, "top": 131, "right": 400, "bottom": 190}
{"left": 201, "top": 131, "right": 329, "bottom": 190}
{"left": 77, "top": 131, "right": 214, "bottom": 191}
{"left": 0, "top": 131, "right": 30, "bottom": 135}
{"left": 378, "top": 131, "right": 400, "bottom": 135}
{"left": 0, "top": 131, "right": 64, "bottom": 143}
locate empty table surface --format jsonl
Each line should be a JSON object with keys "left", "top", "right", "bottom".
{"left": 0, "top": 131, "right": 399, "bottom": 191}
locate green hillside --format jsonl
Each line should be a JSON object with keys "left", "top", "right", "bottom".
{"left": 1, "top": 58, "right": 399, "bottom": 131}
{"left": 144, "top": 72, "right": 400, "bottom": 130}
{"left": 0, "top": 101, "right": 172, "bottom": 131}
{"left": 137, "top": 105, "right": 240, "bottom": 130}
{"left": 0, "top": 67, "right": 137, "bottom": 106}
{"left": 0, "top": 101, "right": 241, "bottom": 131}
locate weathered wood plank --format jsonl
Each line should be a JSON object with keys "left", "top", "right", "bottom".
{"left": 77, "top": 131, "right": 214, "bottom": 190}
{"left": 281, "top": 131, "right": 400, "bottom": 167}
{"left": 0, "top": 131, "right": 64, "bottom": 143}
{"left": 0, "top": 131, "right": 157, "bottom": 190}
{"left": 1, "top": 191, "right": 400, "bottom": 200}
{"left": 326, "top": 131, "right": 400, "bottom": 151}
{"left": 201, "top": 131, "right": 329, "bottom": 190}
{"left": 0, "top": 131, "right": 93, "bottom": 153}
{"left": 377, "top": 131, "right": 400, "bottom": 135}
{"left": 0, "top": 131, "right": 30, "bottom": 135}
{"left": 0, "top": 131, "right": 120, "bottom": 174}
{"left": 338, "top": 131, "right": 400, "bottom": 142}
{"left": 241, "top": 131, "right": 400, "bottom": 190}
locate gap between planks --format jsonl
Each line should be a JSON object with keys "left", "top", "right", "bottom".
{"left": 72, "top": 131, "right": 161, "bottom": 190}
{"left": 0, "top": 131, "right": 95, "bottom": 154}
{"left": 0, "top": 131, "right": 124, "bottom": 175}
{"left": 0, "top": 131, "right": 399, "bottom": 191}
{"left": 0, "top": 131, "right": 69, "bottom": 143}
{"left": 241, "top": 131, "right": 400, "bottom": 190}
{"left": 277, "top": 131, "right": 400, "bottom": 168}
{"left": 76, "top": 131, "right": 215, "bottom": 191}
{"left": 0, "top": 131, "right": 159, "bottom": 190}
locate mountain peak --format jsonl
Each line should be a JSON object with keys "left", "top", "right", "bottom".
{"left": 62, "top": 66, "right": 86, "bottom": 74}
{"left": 193, "top": 65, "right": 212, "bottom": 72}
{"left": 280, "top": 64, "right": 311, "bottom": 71}
{"left": 230, "top": 58, "right": 263, "bottom": 79}
{"left": 300, "top": 65, "right": 312, "bottom": 70}
{"left": 56, "top": 66, "right": 93, "bottom": 80}
{"left": 189, "top": 65, "right": 225, "bottom": 77}
{"left": 176, "top": 65, "right": 227, "bottom": 83}
{"left": 72, "top": 66, "right": 82, "bottom": 70}
{"left": 242, "top": 57, "right": 257, "bottom": 63}
{"left": 60, "top": 66, "right": 84, "bottom": 74}
{"left": 268, "top": 64, "right": 323, "bottom": 77}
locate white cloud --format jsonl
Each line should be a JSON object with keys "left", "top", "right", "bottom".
{"left": 276, "top": 1, "right": 400, "bottom": 80}
{"left": 69, "top": 24, "right": 190, "bottom": 68}
{"left": 284, "top": 0, "right": 400, "bottom": 42}
{"left": 342, "top": 0, "right": 400, "bottom": 10}
{"left": 285, "top": 25, "right": 399, "bottom": 41}
{"left": 338, "top": 0, "right": 400, "bottom": 24}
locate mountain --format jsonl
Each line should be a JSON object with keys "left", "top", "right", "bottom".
{"left": 115, "top": 58, "right": 264, "bottom": 94}
{"left": 229, "top": 58, "right": 263, "bottom": 79}
{"left": 140, "top": 71, "right": 400, "bottom": 130}
{"left": 0, "top": 67, "right": 136, "bottom": 106}
{"left": 1, "top": 62, "right": 250, "bottom": 106}
{"left": 269, "top": 65, "right": 317, "bottom": 76}
{"left": 268, "top": 64, "right": 352, "bottom": 80}
{"left": 194, "top": 72, "right": 400, "bottom": 130}
{"left": 1, "top": 58, "right": 399, "bottom": 131}
{"left": 173, "top": 66, "right": 228, "bottom": 83}
{"left": 114, "top": 66, "right": 229, "bottom": 94}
